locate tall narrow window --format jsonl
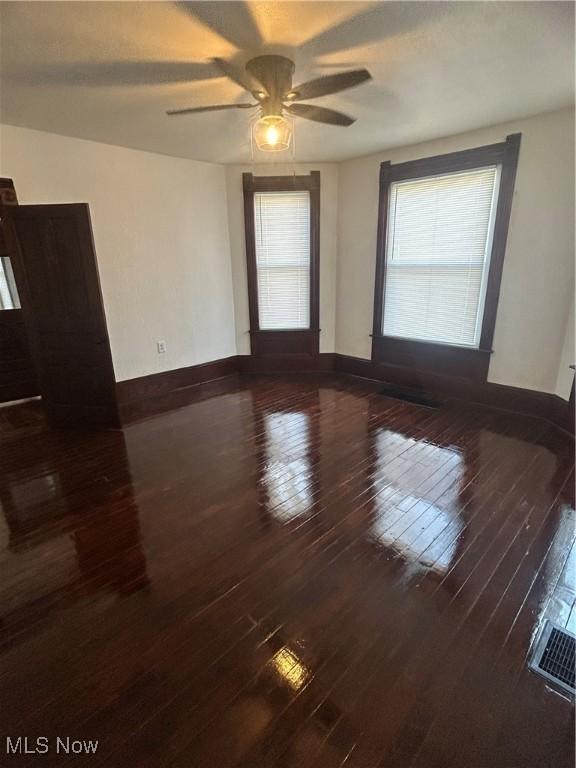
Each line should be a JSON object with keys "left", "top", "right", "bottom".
{"left": 243, "top": 172, "right": 320, "bottom": 361}
{"left": 372, "top": 134, "right": 520, "bottom": 381}
{"left": 254, "top": 191, "right": 310, "bottom": 330}
{"left": 383, "top": 166, "right": 500, "bottom": 348}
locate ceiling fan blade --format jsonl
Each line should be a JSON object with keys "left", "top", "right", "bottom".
{"left": 286, "top": 103, "right": 355, "bottom": 126}
{"left": 167, "top": 103, "right": 256, "bottom": 116}
{"left": 212, "top": 58, "right": 265, "bottom": 95}
{"left": 290, "top": 69, "right": 371, "bottom": 100}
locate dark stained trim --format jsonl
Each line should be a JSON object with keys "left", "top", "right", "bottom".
{"left": 242, "top": 171, "right": 321, "bottom": 359}
{"left": 116, "top": 352, "right": 572, "bottom": 436}
{"left": 334, "top": 353, "right": 574, "bottom": 437}
{"left": 479, "top": 134, "right": 521, "bottom": 350}
{"left": 249, "top": 328, "right": 320, "bottom": 359}
{"left": 237, "top": 351, "right": 335, "bottom": 374}
{"left": 372, "top": 335, "right": 492, "bottom": 382}
{"left": 0, "top": 179, "right": 40, "bottom": 403}
{"left": 387, "top": 138, "right": 514, "bottom": 182}
{"left": 372, "top": 161, "right": 391, "bottom": 338}
{"left": 116, "top": 356, "right": 238, "bottom": 422}
{"left": 0, "top": 309, "right": 39, "bottom": 402}
{"left": 372, "top": 134, "right": 522, "bottom": 381}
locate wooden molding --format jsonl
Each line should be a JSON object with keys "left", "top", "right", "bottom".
{"left": 371, "top": 335, "right": 491, "bottom": 382}
{"left": 116, "top": 356, "right": 238, "bottom": 422}
{"left": 372, "top": 134, "right": 522, "bottom": 380}
{"left": 237, "top": 352, "right": 335, "bottom": 375}
{"left": 242, "top": 171, "right": 321, "bottom": 358}
{"left": 479, "top": 134, "right": 521, "bottom": 351}
{"left": 116, "top": 352, "right": 573, "bottom": 436}
{"left": 334, "top": 353, "right": 574, "bottom": 437}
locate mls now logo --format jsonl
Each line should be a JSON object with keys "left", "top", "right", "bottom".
{"left": 6, "top": 736, "right": 99, "bottom": 755}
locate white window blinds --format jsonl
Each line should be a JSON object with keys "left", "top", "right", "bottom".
{"left": 383, "top": 166, "right": 500, "bottom": 348}
{"left": 254, "top": 191, "right": 311, "bottom": 330}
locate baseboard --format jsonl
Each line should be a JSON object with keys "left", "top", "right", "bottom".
{"left": 237, "top": 353, "right": 335, "bottom": 374}
{"left": 334, "top": 354, "right": 574, "bottom": 436}
{"left": 116, "top": 356, "right": 238, "bottom": 423}
{"left": 114, "top": 352, "right": 574, "bottom": 435}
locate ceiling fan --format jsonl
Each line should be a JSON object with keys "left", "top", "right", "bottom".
{"left": 166, "top": 55, "right": 372, "bottom": 151}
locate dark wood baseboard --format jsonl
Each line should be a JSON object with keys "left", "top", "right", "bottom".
{"left": 116, "top": 356, "right": 238, "bottom": 423}
{"left": 237, "top": 352, "right": 335, "bottom": 375}
{"left": 371, "top": 335, "right": 491, "bottom": 382}
{"left": 334, "top": 354, "right": 574, "bottom": 437}
{"left": 115, "top": 352, "right": 573, "bottom": 435}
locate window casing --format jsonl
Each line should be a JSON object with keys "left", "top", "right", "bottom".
{"left": 243, "top": 172, "right": 320, "bottom": 361}
{"left": 372, "top": 134, "right": 521, "bottom": 382}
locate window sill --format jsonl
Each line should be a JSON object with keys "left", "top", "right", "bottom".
{"left": 371, "top": 334, "right": 492, "bottom": 382}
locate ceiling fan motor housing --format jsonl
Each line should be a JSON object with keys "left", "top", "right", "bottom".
{"left": 246, "top": 55, "right": 295, "bottom": 115}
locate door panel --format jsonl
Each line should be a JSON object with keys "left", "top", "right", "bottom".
{"left": 7, "top": 204, "right": 118, "bottom": 428}
{"left": 0, "top": 178, "right": 39, "bottom": 402}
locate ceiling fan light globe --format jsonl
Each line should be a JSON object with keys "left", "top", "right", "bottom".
{"left": 253, "top": 115, "right": 291, "bottom": 152}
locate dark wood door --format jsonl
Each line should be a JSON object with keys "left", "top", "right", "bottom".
{"left": 7, "top": 204, "right": 119, "bottom": 428}
{"left": 0, "top": 178, "right": 39, "bottom": 403}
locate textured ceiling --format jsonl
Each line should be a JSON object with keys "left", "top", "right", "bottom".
{"left": 0, "top": 1, "right": 574, "bottom": 163}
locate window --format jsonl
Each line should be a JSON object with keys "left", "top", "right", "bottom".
{"left": 372, "top": 134, "right": 521, "bottom": 381}
{"left": 254, "top": 191, "right": 310, "bottom": 330}
{"left": 383, "top": 166, "right": 500, "bottom": 348}
{"left": 243, "top": 172, "right": 320, "bottom": 360}
{"left": 0, "top": 256, "right": 21, "bottom": 309}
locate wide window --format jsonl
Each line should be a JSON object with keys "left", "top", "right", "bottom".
{"left": 383, "top": 166, "right": 500, "bottom": 348}
{"left": 243, "top": 172, "right": 320, "bottom": 362}
{"left": 372, "top": 134, "right": 521, "bottom": 381}
{"left": 254, "top": 191, "right": 310, "bottom": 330}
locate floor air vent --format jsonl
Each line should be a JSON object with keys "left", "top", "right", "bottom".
{"left": 379, "top": 385, "right": 441, "bottom": 409}
{"left": 529, "top": 621, "right": 575, "bottom": 695}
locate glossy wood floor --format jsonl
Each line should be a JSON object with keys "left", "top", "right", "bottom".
{"left": 0, "top": 375, "right": 574, "bottom": 767}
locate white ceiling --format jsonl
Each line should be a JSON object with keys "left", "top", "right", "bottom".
{"left": 0, "top": 1, "right": 574, "bottom": 164}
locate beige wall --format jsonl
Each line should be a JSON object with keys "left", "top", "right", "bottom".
{"left": 3, "top": 111, "right": 573, "bottom": 400}
{"left": 0, "top": 124, "right": 236, "bottom": 382}
{"left": 336, "top": 108, "right": 575, "bottom": 397}
{"left": 225, "top": 162, "right": 338, "bottom": 355}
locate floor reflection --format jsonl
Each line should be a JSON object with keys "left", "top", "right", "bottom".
{"left": 0, "top": 421, "right": 149, "bottom": 640}
{"left": 368, "top": 427, "right": 465, "bottom": 574}
{"left": 269, "top": 645, "right": 312, "bottom": 691}
{"left": 0, "top": 378, "right": 573, "bottom": 768}
{"left": 259, "top": 409, "right": 315, "bottom": 524}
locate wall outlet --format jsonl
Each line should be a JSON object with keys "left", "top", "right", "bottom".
{"left": 157, "top": 340, "right": 167, "bottom": 354}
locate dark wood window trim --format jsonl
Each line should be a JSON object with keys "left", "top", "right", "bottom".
{"left": 243, "top": 171, "right": 320, "bottom": 361}
{"left": 372, "top": 134, "right": 521, "bottom": 381}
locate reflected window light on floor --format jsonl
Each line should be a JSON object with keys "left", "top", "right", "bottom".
{"left": 269, "top": 647, "right": 311, "bottom": 690}
{"left": 370, "top": 430, "right": 464, "bottom": 573}
{"left": 262, "top": 412, "right": 312, "bottom": 522}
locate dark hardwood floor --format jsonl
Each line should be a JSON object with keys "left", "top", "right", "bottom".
{"left": 0, "top": 374, "right": 574, "bottom": 767}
